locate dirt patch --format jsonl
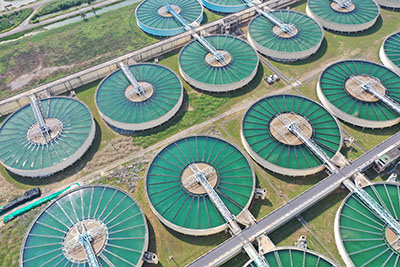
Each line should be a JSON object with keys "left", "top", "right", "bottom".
{"left": 8, "top": 65, "right": 70, "bottom": 91}
{"left": 0, "top": 177, "right": 23, "bottom": 206}
{"left": 83, "top": 136, "right": 140, "bottom": 173}
{"left": 5, "top": 48, "right": 112, "bottom": 93}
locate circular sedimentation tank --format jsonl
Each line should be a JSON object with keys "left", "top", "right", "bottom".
{"left": 21, "top": 185, "right": 148, "bottom": 267}
{"left": 146, "top": 136, "right": 255, "bottom": 235}
{"left": 0, "top": 97, "right": 95, "bottom": 178}
{"left": 248, "top": 10, "right": 324, "bottom": 61}
{"left": 241, "top": 94, "right": 342, "bottom": 176}
{"left": 179, "top": 34, "right": 259, "bottom": 92}
{"left": 380, "top": 32, "right": 400, "bottom": 75}
{"left": 306, "top": 0, "right": 380, "bottom": 33}
{"left": 244, "top": 247, "right": 337, "bottom": 266}
{"left": 317, "top": 60, "right": 400, "bottom": 128}
{"left": 335, "top": 182, "right": 400, "bottom": 266}
{"left": 95, "top": 63, "right": 183, "bottom": 133}
{"left": 136, "top": 0, "right": 203, "bottom": 36}
{"left": 201, "top": 0, "right": 247, "bottom": 13}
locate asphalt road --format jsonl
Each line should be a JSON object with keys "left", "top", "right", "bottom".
{"left": 188, "top": 131, "right": 400, "bottom": 266}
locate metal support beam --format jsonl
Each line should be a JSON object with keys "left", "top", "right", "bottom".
{"left": 332, "top": 0, "right": 353, "bottom": 9}
{"left": 275, "top": 113, "right": 338, "bottom": 172}
{"left": 242, "top": 0, "right": 295, "bottom": 36}
{"left": 118, "top": 62, "right": 145, "bottom": 96}
{"left": 351, "top": 76, "right": 400, "bottom": 115}
{"left": 344, "top": 179, "right": 400, "bottom": 238}
{"left": 188, "top": 163, "right": 268, "bottom": 267}
{"left": 76, "top": 222, "right": 101, "bottom": 267}
{"left": 189, "top": 164, "right": 235, "bottom": 226}
{"left": 165, "top": 4, "right": 227, "bottom": 64}
{"left": 29, "top": 95, "right": 50, "bottom": 140}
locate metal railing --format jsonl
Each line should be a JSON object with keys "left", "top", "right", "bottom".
{"left": 76, "top": 222, "right": 101, "bottom": 267}
{"left": 351, "top": 75, "right": 400, "bottom": 115}
{"left": 345, "top": 180, "right": 400, "bottom": 238}
{"left": 332, "top": 0, "right": 353, "bottom": 9}
{"left": 29, "top": 95, "right": 50, "bottom": 141}
{"left": 165, "top": 4, "right": 227, "bottom": 64}
{"left": 188, "top": 164, "right": 235, "bottom": 224}
{"left": 117, "top": 62, "right": 145, "bottom": 96}
{"left": 242, "top": 0, "right": 295, "bottom": 36}
{"left": 276, "top": 112, "right": 338, "bottom": 172}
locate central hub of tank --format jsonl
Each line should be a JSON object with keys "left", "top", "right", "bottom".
{"left": 270, "top": 113, "right": 313, "bottom": 145}
{"left": 345, "top": 75, "right": 386, "bottom": 102}
{"left": 125, "top": 81, "right": 154, "bottom": 102}
{"left": 62, "top": 219, "right": 108, "bottom": 263}
{"left": 272, "top": 25, "right": 298, "bottom": 38}
{"left": 181, "top": 163, "right": 218, "bottom": 194}
{"left": 158, "top": 4, "right": 181, "bottom": 17}
{"left": 27, "top": 118, "right": 63, "bottom": 145}
{"left": 330, "top": 2, "right": 355, "bottom": 13}
{"left": 205, "top": 50, "right": 232, "bottom": 67}
{"left": 385, "top": 224, "right": 400, "bottom": 252}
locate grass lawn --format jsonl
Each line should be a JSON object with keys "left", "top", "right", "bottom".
{"left": 0, "top": 2, "right": 157, "bottom": 99}
{"left": 0, "top": 8, "right": 33, "bottom": 33}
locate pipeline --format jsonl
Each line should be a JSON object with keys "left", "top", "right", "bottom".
{"left": 3, "top": 182, "right": 82, "bottom": 223}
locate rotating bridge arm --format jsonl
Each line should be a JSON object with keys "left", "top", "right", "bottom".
{"left": 242, "top": 0, "right": 295, "bottom": 36}
{"left": 29, "top": 95, "right": 50, "bottom": 141}
{"left": 76, "top": 222, "right": 101, "bottom": 267}
{"left": 165, "top": 4, "right": 227, "bottom": 64}
{"left": 118, "top": 62, "right": 145, "bottom": 96}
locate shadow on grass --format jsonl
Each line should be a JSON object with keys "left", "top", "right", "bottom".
{"left": 164, "top": 224, "right": 230, "bottom": 246}
{"left": 331, "top": 15, "right": 383, "bottom": 37}
{"left": 6, "top": 119, "right": 102, "bottom": 186}
{"left": 342, "top": 120, "right": 400, "bottom": 137}
{"left": 340, "top": 145, "right": 361, "bottom": 159}
{"left": 260, "top": 164, "right": 328, "bottom": 186}
{"left": 128, "top": 89, "right": 189, "bottom": 145}
{"left": 202, "top": 12, "right": 212, "bottom": 24}
{"left": 289, "top": 0, "right": 307, "bottom": 9}
{"left": 268, "top": 187, "right": 348, "bottom": 244}
{"left": 191, "top": 63, "right": 264, "bottom": 98}
{"left": 250, "top": 182, "right": 273, "bottom": 218}
{"left": 220, "top": 251, "right": 249, "bottom": 267}
{"left": 380, "top": 6, "right": 400, "bottom": 12}
{"left": 144, "top": 217, "right": 165, "bottom": 267}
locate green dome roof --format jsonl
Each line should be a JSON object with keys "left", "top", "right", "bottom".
{"left": 179, "top": 34, "right": 258, "bottom": 92}
{"left": 21, "top": 185, "right": 148, "bottom": 266}
{"left": 307, "top": 0, "right": 379, "bottom": 26}
{"left": 248, "top": 10, "right": 323, "bottom": 57}
{"left": 247, "top": 247, "right": 336, "bottom": 267}
{"left": 146, "top": 136, "right": 255, "bottom": 234}
{"left": 0, "top": 97, "right": 94, "bottom": 177}
{"left": 319, "top": 60, "right": 400, "bottom": 123}
{"left": 96, "top": 63, "right": 183, "bottom": 131}
{"left": 337, "top": 183, "right": 400, "bottom": 266}
{"left": 242, "top": 95, "right": 341, "bottom": 175}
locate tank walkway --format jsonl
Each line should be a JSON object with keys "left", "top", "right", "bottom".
{"left": 187, "top": 130, "right": 400, "bottom": 266}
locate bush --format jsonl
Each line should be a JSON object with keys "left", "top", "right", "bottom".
{"left": 0, "top": 9, "right": 33, "bottom": 32}
{"left": 32, "top": 0, "right": 95, "bottom": 20}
